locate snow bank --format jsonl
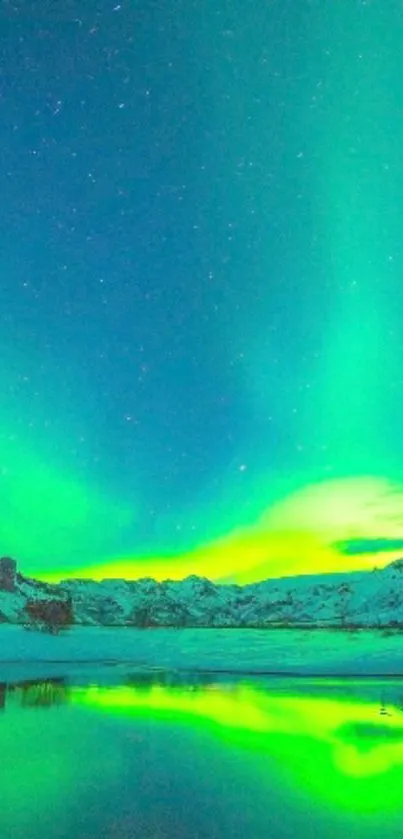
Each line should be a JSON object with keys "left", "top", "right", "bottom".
{"left": 0, "top": 625, "right": 402, "bottom": 682}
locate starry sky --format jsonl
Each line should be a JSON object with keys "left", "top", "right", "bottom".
{"left": 1, "top": 0, "right": 403, "bottom": 583}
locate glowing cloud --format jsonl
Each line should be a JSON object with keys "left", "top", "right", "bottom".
{"left": 42, "top": 474, "right": 403, "bottom": 584}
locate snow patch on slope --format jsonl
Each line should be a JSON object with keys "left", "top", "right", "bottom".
{"left": 1, "top": 557, "right": 403, "bottom": 629}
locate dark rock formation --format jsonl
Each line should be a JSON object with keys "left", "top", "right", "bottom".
{"left": 24, "top": 597, "right": 74, "bottom": 634}
{"left": 0, "top": 557, "right": 17, "bottom": 592}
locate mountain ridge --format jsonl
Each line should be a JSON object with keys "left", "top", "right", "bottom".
{"left": 1, "top": 555, "right": 403, "bottom": 630}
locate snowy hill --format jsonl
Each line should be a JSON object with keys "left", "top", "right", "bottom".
{"left": 1, "top": 556, "right": 403, "bottom": 629}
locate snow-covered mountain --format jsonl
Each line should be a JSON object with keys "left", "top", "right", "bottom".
{"left": 1, "top": 555, "right": 403, "bottom": 629}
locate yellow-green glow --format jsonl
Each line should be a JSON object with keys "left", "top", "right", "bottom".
{"left": 40, "top": 474, "right": 403, "bottom": 584}
{"left": 72, "top": 679, "right": 403, "bottom": 813}
{"left": 3, "top": 677, "right": 403, "bottom": 834}
{"left": 2, "top": 0, "right": 403, "bottom": 604}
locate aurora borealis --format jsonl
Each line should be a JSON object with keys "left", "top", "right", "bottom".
{"left": 2, "top": 0, "right": 403, "bottom": 582}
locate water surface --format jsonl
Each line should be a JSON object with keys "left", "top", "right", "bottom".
{"left": 1, "top": 671, "right": 403, "bottom": 838}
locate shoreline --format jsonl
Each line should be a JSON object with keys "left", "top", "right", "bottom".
{"left": 1, "top": 624, "right": 403, "bottom": 681}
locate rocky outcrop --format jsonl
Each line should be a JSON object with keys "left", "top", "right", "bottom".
{"left": 24, "top": 598, "right": 74, "bottom": 633}
{"left": 0, "top": 558, "right": 73, "bottom": 631}
{"left": 0, "top": 557, "right": 17, "bottom": 592}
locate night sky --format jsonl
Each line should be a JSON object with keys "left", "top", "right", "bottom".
{"left": 2, "top": 0, "right": 403, "bottom": 583}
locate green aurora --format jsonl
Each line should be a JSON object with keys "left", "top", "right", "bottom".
{"left": 1, "top": 1, "right": 403, "bottom": 583}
